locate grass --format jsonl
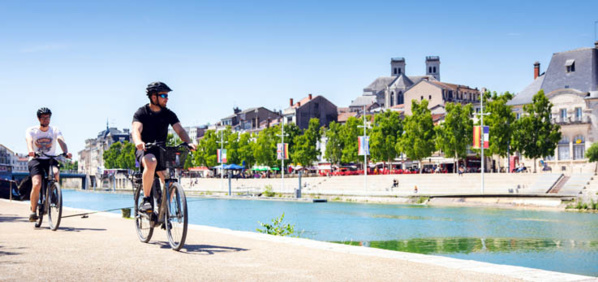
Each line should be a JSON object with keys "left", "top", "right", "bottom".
{"left": 565, "top": 199, "right": 598, "bottom": 211}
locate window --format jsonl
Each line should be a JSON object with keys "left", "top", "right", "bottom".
{"left": 420, "top": 96, "right": 423, "bottom": 101}
{"left": 398, "top": 68, "right": 402, "bottom": 75}
{"left": 429, "top": 95, "right": 432, "bottom": 100}
{"left": 428, "top": 67, "right": 432, "bottom": 73}
{"left": 575, "top": 107, "right": 582, "bottom": 121}
{"left": 390, "top": 94, "right": 394, "bottom": 106}
{"left": 566, "top": 59, "right": 575, "bottom": 73}
{"left": 516, "top": 113, "right": 521, "bottom": 119}
{"left": 394, "top": 68, "right": 398, "bottom": 75}
{"left": 433, "top": 66, "right": 436, "bottom": 73}
{"left": 558, "top": 136, "right": 570, "bottom": 160}
{"left": 560, "top": 109, "right": 567, "bottom": 121}
{"left": 573, "top": 135, "right": 585, "bottom": 159}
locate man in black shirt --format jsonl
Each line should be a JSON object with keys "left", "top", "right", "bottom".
{"left": 132, "top": 82, "right": 196, "bottom": 212}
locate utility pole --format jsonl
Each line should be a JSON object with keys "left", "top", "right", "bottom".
{"left": 276, "top": 118, "right": 288, "bottom": 193}
{"left": 217, "top": 130, "right": 228, "bottom": 192}
{"left": 358, "top": 105, "right": 369, "bottom": 193}
{"left": 478, "top": 89, "right": 490, "bottom": 194}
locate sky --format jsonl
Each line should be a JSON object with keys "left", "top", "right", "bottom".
{"left": 1, "top": 0, "right": 597, "bottom": 160}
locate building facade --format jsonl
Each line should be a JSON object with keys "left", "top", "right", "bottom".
{"left": 508, "top": 42, "right": 598, "bottom": 173}
{"left": 403, "top": 80, "right": 480, "bottom": 116}
{"left": 283, "top": 94, "right": 338, "bottom": 130}
{"left": 78, "top": 125, "right": 131, "bottom": 186}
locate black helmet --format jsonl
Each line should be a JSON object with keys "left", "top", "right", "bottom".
{"left": 37, "top": 107, "right": 52, "bottom": 118}
{"left": 146, "top": 81, "right": 172, "bottom": 96}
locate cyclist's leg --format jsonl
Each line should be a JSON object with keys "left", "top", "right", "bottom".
{"left": 27, "top": 159, "right": 44, "bottom": 213}
{"left": 141, "top": 154, "right": 158, "bottom": 198}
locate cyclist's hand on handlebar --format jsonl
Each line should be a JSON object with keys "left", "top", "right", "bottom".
{"left": 135, "top": 141, "right": 145, "bottom": 151}
{"left": 188, "top": 143, "right": 197, "bottom": 151}
{"left": 65, "top": 152, "right": 72, "bottom": 159}
{"left": 28, "top": 151, "right": 35, "bottom": 157}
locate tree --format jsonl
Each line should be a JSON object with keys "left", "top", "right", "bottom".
{"left": 195, "top": 130, "right": 219, "bottom": 167}
{"left": 398, "top": 100, "right": 435, "bottom": 173}
{"left": 511, "top": 90, "right": 561, "bottom": 172}
{"left": 291, "top": 118, "right": 322, "bottom": 167}
{"left": 483, "top": 90, "right": 516, "bottom": 172}
{"left": 282, "top": 122, "right": 302, "bottom": 166}
{"left": 60, "top": 160, "right": 78, "bottom": 172}
{"left": 324, "top": 121, "right": 343, "bottom": 166}
{"left": 237, "top": 132, "right": 256, "bottom": 168}
{"left": 254, "top": 126, "right": 278, "bottom": 168}
{"left": 586, "top": 142, "right": 598, "bottom": 163}
{"left": 341, "top": 116, "right": 362, "bottom": 164}
{"left": 103, "top": 141, "right": 136, "bottom": 169}
{"left": 435, "top": 102, "right": 473, "bottom": 172}
{"left": 370, "top": 110, "right": 402, "bottom": 171}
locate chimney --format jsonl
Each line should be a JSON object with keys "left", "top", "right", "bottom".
{"left": 308, "top": 93, "right": 313, "bottom": 100}
{"left": 290, "top": 98, "right": 294, "bottom": 106}
{"left": 297, "top": 102, "right": 301, "bottom": 107}
{"left": 534, "top": 61, "right": 540, "bottom": 80}
{"left": 595, "top": 41, "right": 598, "bottom": 49}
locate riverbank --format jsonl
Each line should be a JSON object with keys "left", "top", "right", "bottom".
{"left": 1, "top": 199, "right": 594, "bottom": 281}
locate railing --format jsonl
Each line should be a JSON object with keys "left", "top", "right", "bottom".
{"left": 552, "top": 115, "right": 591, "bottom": 125}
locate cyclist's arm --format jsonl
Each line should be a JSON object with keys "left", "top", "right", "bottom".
{"left": 25, "top": 134, "right": 35, "bottom": 157}
{"left": 132, "top": 121, "right": 147, "bottom": 151}
{"left": 56, "top": 135, "right": 72, "bottom": 158}
{"left": 172, "top": 122, "right": 196, "bottom": 150}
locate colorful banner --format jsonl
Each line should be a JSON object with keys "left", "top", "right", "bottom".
{"left": 277, "top": 143, "right": 288, "bottom": 160}
{"left": 473, "top": 126, "right": 489, "bottom": 149}
{"left": 473, "top": 126, "right": 481, "bottom": 149}
{"left": 217, "top": 149, "right": 227, "bottom": 163}
{"left": 358, "top": 136, "right": 370, "bottom": 156}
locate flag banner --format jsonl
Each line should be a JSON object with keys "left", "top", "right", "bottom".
{"left": 473, "top": 126, "right": 481, "bottom": 149}
{"left": 217, "top": 149, "right": 227, "bottom": 163}
{"left": 277, "top": 143, "right": 288, "bottom": 160}
{"left": 358, "top": 136, "right": 370, "bottom": 156}
{"left": 483, "top": 126, "right": 489, "bottom": 149}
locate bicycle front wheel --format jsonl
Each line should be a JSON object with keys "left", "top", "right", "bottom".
{"left": 47, "top": 182, "right": 62, "bottom": 231}
{"left": 134, "top": 186, "right": 153, "bottom": 243}
{"left": 165, "top": 182, "right": 188, "bottom": 251}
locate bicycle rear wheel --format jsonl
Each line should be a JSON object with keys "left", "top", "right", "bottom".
{"left": 47, "top": 182, "right": 62, "bottom": 231}
{"left": 134, "top": 186, "right": 153, "bottom": 243}
{"left": 165, "top": 182, "right": 188, "bottom": 251}
{"left": 35, "top": 188, "right": 44, "bottom": 228}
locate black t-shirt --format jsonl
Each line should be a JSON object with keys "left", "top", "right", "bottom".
{"left": 132, "top": 104, "right": 180, "bottom": 143}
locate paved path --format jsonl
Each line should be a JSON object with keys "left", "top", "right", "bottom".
{"left": 0, "top": 200, "right": 595, "bottom": 281}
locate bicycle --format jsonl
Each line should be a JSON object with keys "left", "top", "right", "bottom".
{"left": 33, "top": 152, "right": 66, "bottom": 231}
{"left": 133, "top": 142, "right": 191, "bottom": 251}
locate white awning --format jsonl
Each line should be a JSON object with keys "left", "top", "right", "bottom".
{"left": 565, "top": 59, "right": 575, "bottom": 66}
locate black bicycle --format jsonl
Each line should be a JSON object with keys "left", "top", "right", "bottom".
{"left": 33, "top": 152, "right": 66, "bottom": 231}
{"left": 133, "top": 142, "right": 190, "bottom": 251}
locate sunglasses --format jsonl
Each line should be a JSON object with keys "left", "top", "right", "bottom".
{"left": 158, "top": 94, "right": 169, "bottom": 99}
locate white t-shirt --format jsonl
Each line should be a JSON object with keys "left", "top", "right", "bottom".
{"left": 26, "top": 126, "right": 63, "bottom": 159}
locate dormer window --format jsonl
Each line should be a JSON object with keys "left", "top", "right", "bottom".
{"left": 566, "top": 59, "right": 575, "bottom": 73}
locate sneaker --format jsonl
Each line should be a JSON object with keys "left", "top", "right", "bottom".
{"left": 29, "top": 213, "right": 39, "bottom": 222}
{"left": 140, "top": 198, "right": 153, "bottom": 213}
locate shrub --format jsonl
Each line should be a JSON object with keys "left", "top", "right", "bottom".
{"left": 256, "top": 213, "right": 295, "bottom": 237}
{"left": 263, "top": 185, "right": 276, "bottom": 197}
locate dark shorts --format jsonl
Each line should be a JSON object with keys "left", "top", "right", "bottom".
{"left": 136, "top": 147, "right": 165, "bottom": 172}
{"left": 28, "top": 159, "right": 58, "bottom": 177}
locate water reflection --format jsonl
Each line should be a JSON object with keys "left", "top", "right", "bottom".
{"left": 337, "top": 237, "right": 598, "bottom": 255}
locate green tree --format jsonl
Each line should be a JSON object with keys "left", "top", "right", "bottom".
{"left": 324, "top": 121, "right": 343, "bottom": 166}
{"left": 60, "top": 160, "right": 78, "bottom": 172}
{"left": 435, "top": 102, "right": 473, "bottom": 172}
{"left": 370, "top": 110, "right": 403, "bottom": 171}
{"left": 195, "top": 130, "right": 219, "bottom": 167}
{"left": 103, "top": 142, "right": 121, "bottom": 169}
{"left": 291, "top": 118, "right": 322, "bottom": 167}
{"left": 254, "top": 126, "right": 278, "bottom": 167}
{"left": 399, "top": 100, "right": 436, "bottom": 173}
{"left": 587, "top": 142, "right": 598, "bottom": 163}
{"left": 341, "top": 116, "right": 362, "bottom": 164}
{"left": 237, "top": 132, "right": 256, "bottom": 168}
{"left": 511, "top": 90, "right": 561, "bottom": 172}
{"left": 482, "top": 91, "right": 516, "bottom": 172}
{"left": 282, "top": 122, "right": 302, "bottom": 166}
{"left": 103, "top": 141, "right": 136, "bottom": 169}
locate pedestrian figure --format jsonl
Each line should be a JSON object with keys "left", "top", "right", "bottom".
{"left": 414, "top": 185, "right": 418, "bottom": 193}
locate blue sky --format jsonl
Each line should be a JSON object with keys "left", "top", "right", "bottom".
{"left": 1, "top": 0, "right": 597, "bottom": 159}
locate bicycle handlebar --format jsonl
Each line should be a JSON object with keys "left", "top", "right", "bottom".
{"left": 145, "top": 142, "right": 192, "bottom": 150}
{"left": 34, "top": 152, "right": 69, "bottom": 159}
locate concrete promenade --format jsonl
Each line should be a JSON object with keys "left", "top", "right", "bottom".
{"left": 1, "top": 200, "right": 595, "bottom": 281}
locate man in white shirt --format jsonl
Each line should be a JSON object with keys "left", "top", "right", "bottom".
{"left": 25, "top": 107, "right": 72, "bottom": 222}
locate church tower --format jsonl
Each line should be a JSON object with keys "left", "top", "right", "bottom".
{"left": 425, "top": 56, "right": 440, "bottom": 81}
{"left": 390, "top": 57, "right": 405, "bottom": 77}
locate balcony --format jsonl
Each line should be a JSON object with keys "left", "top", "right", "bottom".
{"left": 552, "top": 115, "right": 591, "bottom": 125}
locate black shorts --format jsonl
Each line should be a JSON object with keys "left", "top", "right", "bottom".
{"left": 136, "top": 147, "right": 165, "bottom": 172}
{"left": 28, "top": 159, "right": 58, "bottom": 177}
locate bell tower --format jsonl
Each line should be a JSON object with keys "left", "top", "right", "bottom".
{"left": 425, "top": 56, "right": 440, "bottom": 81}
{"left": 390, "top": 57, "right": 405, "bottom": 77}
